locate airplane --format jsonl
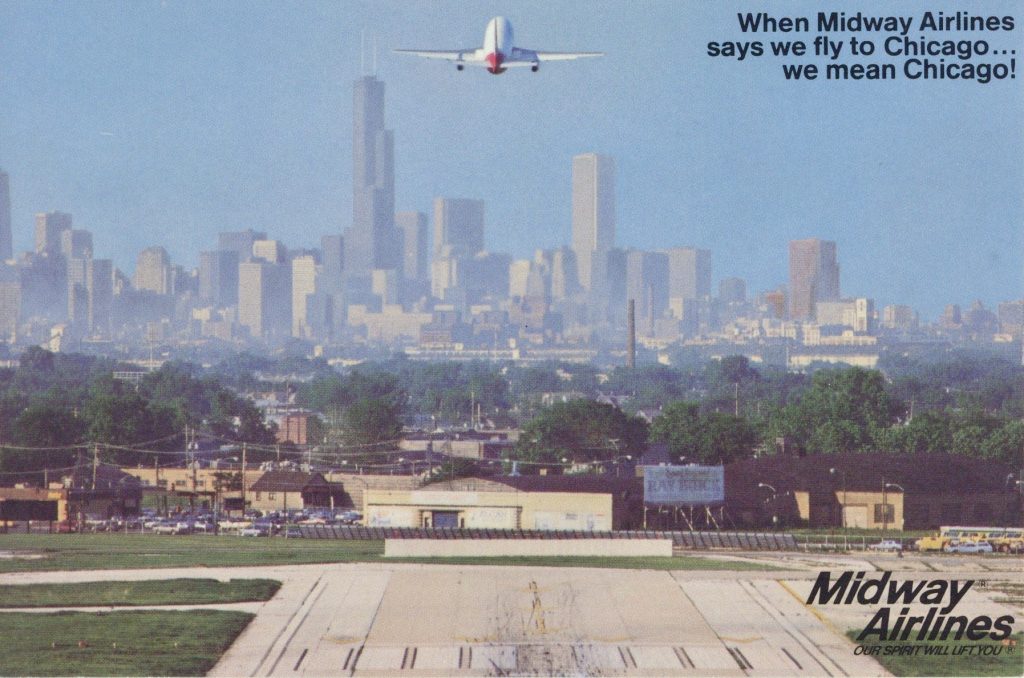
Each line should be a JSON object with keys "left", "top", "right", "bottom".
{"left": 395, "top": 16, "right": 603, "bottom": 74}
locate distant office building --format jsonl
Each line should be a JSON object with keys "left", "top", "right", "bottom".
{"left": 549, "top": 247, "right": 579, "bottom": 302}
{"left": 789, "top": 238, "right": 840, "bottom": 320}
{"left": 997, "top": 300, "right": 1024, "bottom": 336}
{"left": 344, "top": 75, "right": 399, "bottom": 275}
{"left": 665, "top": 247, "right": 711, "bottom": 309}
{"left": 0, "top": 263, "right": 20, "bottom": 339}
{"left": 881, "top": 304, "right": 919, "bottom": 331}
{"left": 762, "top": 288, "right": 788, "bottom": 319}
{"left": 396, "top": 211, "right": 428, "bottom": 282}
{"left": 571, "top": 153, "right": 615, "bottom": 292}
{"left": 371, "top": 268, "right": 399, "bottom": 306}
{"left": 816, "top": 298, "right": 874, "bottom": 333}
{"left": 198, "top": 250, "right": 239, "bottom": 306}
{"left": 35, "top": 211, "right": 72, "bottom": 256}
{"left": 719, "top": 277, "right": 746, "bottom": 304}
{"left": 60, "top": 229, "right": 93, "bottom": 260}
{"left": 291, "top": 255, "right": 319, "bottom": 338}
{"left": 218, "top": 229, "right": 266, "bottom": 261}
{"left": 433, "top": 199, "right": 484, "bottom": 258}
{"left": 239, "top": 260, "right": 290, "bottom": 339}
{"left": 252, "top": 239, "right": 286, "bottom": 264}
{"left": 941, "top": 304, "right": 962, "bottom": 328}
{"left": 319, "top": 235, "right": 344, "bottom": 293}
{"left": 0, "top": 170, "right": 12, "bottom": 261}
{"left": 508, "top": 259, "right": 533, "bottom": 299}
{"left": 67, "top": 257, "right": 88, "bottom": 328}
{"left": 87, "top": 259, "right": 113, "bottom": 337}
{"left": 133, "top": 246, "right": 171, "bottom": 295}
{"left": 626, "top": 250, "right": 669, "bottom": 335}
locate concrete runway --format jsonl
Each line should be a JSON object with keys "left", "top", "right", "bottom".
{"left": 3, "top": 552, "right": 1020, "bottom": 677}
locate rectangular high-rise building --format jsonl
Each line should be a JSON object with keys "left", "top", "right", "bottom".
{"left": 87, "top": 258, "right": 112, "bottom": 337}
{"left": 60, "top": 229, "right": 93, "bottom": 260}
{"left": 239, "top": 260, "right": 290, "bottom": 339}
{"left": 345, "top": 76, "right": 400, "bottom": 275}
{"left": 133, "top": 246, "right": 171, "bottom": 295}
{"left": 218, "top": 229, "right": 266, "bottom": 261}
{"left": 396, "top": 211, "right": 428, "bottom": 282}
{"left": 35, "top": 211, "right": 72, "bottom": 256}
{"left": 0, "top": 263, "right": 20, "bottom": 340}
{"left": 433, "top": 199, "right": 484, "bottom": 258}
{"left": 291, "top": 255, "right": 319, "bottom": 338}
{"left": 0, "top": 170, "right": 12, "bottom": 261}
{"left": 789, "top": 238, "right": 840, "bottom": 320}
{"left": 198, "top": 250, "right": 239, "bottom": 306}
{"left": 665, "top": 247, "right": 712, "bottom": 303}
{"left": 571, "top": 153, "right": 615, "bottom": 292}
{"left": 626, "top": 250, "right": 669, "bottom": 335}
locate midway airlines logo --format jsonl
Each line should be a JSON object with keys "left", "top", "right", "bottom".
{"left": 807, "top": 571, "right": 1016, "bottom": 658}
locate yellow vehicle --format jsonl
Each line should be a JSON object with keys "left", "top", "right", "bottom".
{"left": 917, "top": 526, "right": 1024, "bottom": 553}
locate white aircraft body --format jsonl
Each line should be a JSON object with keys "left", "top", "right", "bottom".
{"left": 395, "top": 16, "right": 602, "bottom": 74}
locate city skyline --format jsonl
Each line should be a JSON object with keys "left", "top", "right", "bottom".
{"left": 0, "top": 1, "right": 1020, "bottom": 318}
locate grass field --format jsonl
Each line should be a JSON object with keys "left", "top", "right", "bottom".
{"left": 0, "top": 534, "right": 776, "bottom": 572}
{"left": 0, "top": 578, "right": 279, "bottom": 607}
{"left": 847, "top": 630, "right": 1024, "bottom": 677}
{"left": 0, "top": 610, "right": 252, "bottom": 676}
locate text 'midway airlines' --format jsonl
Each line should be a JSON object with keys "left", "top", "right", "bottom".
{"left": 395, "top": 17, "right": 602, "bottom": 74}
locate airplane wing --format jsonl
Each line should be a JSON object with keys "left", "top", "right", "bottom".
{"left": 511, "top": 48, "right": 604, "bottom": 63}
{"left": 393, "top": 49, "right": 480, "bottom": 63}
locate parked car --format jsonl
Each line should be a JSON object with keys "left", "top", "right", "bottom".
{"left": 868, "top": 539, "right": 903, "bottom": 552}
{"left": 281, "top": 525, "right": 303, "bottom": 538}
{"left": 944, "top": 540, "right": 993, "bottom": 554}
{"left": 239, "top": 524, "right": 270, "bottom": 537}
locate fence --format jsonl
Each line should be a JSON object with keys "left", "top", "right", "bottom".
{"left": 296, "top": 524, "right": 800, "bottom": 550}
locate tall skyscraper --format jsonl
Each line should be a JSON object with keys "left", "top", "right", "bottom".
{"left": 571, "top": 153, "right": 615, "bottom": 292}
{"left": 665, "top": 247, "right": 712, "bottom": 303}
{"left": 788, "top": 238, "right": 840, "bottom": 320}
{"left": 344, "top": 76, "right": 399, "bottom": 275}
{"left": 35, "top": 211, "right": 72, "bottom": 256}
{"left": 218, "top": 229, "right": 266, "bottom": 261}
{"left": 60, "top": 229, "right": 93, "bottom": 260}
{"left": 291, "top": 255, "right": 319, "bottom": 338}
{"left": 433, "top": 199, "right": 484, "bottom": 258}
{"left": 86, "top": 258, "right": 113, "bottom": 337}
{"left": 0, "top": 171, "right": 12, "bottom": 261}
{"left": 238, "top": 260, "right": 290, "bottom": 339}
{"left": 395, "top": 211, "right": 428, "bottom": 282}
{"left": 626, "top": 250, "right": 669, "bottom": 335}
{"left": 198, "top": 250, "right": 239, "bottom": 306}
{"left": 133, "top": 246, "right": 172, "bottom": 295}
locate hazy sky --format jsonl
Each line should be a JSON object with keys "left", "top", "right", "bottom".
{"left": 1, "top": 1, "right": 1021, "bottom": 319}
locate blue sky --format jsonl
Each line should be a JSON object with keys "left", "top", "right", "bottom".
{"left": 0, "top": 0, "right": 1020, "bottom": 319}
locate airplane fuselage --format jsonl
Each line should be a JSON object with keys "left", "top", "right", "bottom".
{"left": 482, "top": 16, "right": 514, "bottom": 74}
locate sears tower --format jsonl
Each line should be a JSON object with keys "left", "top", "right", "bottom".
{"left": 344, "top": 76, "right": 399, "bottom": 276}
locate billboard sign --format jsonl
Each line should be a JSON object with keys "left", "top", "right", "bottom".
{"left": 643, "top": 465, "right": 725, "bottom": 505}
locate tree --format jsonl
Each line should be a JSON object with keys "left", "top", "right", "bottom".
{"left": 765, "top": 367, "right": 902, "bottom": 454}
{"left": 515, "top": 400, "right": 648, "bottom": 464}
{"left": 650, "top": 402, "right": 757, "bottom": 465}
{"left": 342, "top": 397, "right": 404, "bottom": 447}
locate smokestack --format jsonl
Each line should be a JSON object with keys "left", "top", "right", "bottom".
{"left": 627, "top": 298, "right": 636, "bottom": 369}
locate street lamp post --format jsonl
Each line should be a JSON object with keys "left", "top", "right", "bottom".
{"left": 758, "top": 483, "right": 777, "bottom": 528}
{"left": 830, "top": 467, "right": 847, "bottom": 530}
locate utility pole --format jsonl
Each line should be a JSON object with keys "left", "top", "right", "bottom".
{"left": 734, "top": 382, "right": 739, "bottom": 417}
{"left": 92, "top": 443, "right": 99, "bottom": 490}
{"left": 241, "top": 443, "right": 247, "bottom": 513}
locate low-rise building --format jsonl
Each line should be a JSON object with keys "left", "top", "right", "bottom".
{"left": 249, "top": 471, "right": 345, "bottom": 512}
{"left": 364, "top": 475, "right": 641, "bottom": 530}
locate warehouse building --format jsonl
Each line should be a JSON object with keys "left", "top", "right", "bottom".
{"left": 364, "top": 475, "right": 642, "bottom": 530}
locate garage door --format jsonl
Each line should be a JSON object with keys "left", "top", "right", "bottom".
{"left": 432, "top": 511, "right": 460, "bottom": 528}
